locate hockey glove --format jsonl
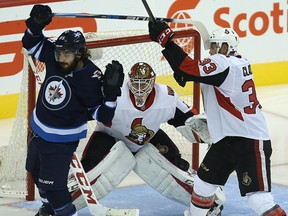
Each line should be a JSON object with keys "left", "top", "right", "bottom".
{"left": 173, "top": 72, "right": 187, "bottom": 87}
{"left": 25, "top": 4, "right": 52, "bottom": 36}
{"left": 149, "top": 20, "right": 174, "bottom": 47}
{"left": 103, "top": 60, "right": 124, "bottom": 101}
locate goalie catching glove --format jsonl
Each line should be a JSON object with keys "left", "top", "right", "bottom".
{"left": 177, "top": 114, "right": 212, "bottom": 145}
{"left": 103, "top": 60, "right": 124, "bottom": 101}
{"left": 25, "top": 4, "right": 52, "bottom": 36}
{"left": 149, "top": 20, "right": 174, "bottom": 47}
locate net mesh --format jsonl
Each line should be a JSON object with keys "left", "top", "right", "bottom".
{"left": 0, "top": 53, "right": 29, "bottom": 197}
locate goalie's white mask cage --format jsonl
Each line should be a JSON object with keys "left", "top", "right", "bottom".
{"left": 0, "top": 29, "right": 201, "bottom": 200}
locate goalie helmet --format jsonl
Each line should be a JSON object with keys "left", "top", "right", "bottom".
{"left": 128, "top": 62, "right": 156, "bottom": 107}
{"left": 209, "top": 28, "right": 239, "bottom": 54}
{"left": 54, "top": 30, "right": 86, "bottom": 61}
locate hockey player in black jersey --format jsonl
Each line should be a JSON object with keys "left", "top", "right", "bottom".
{"left": 23, "top": 4, "right": 124, "bottom": 216}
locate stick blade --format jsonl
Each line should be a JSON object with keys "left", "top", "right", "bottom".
{"left": 105, "top": 208, "right": 140, "bottom": 216}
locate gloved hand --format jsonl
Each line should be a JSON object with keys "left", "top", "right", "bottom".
{"left": 25, "top": 4, "right": 52, "bottom": 35}
{"left": 103, "top": 60, "right": 124, "bottom": 101}
{"left": 148, "top": 20, "right": 174, "bottom": 47}
{"left": 173, "top": 72, "right": 187, "bottom": 87}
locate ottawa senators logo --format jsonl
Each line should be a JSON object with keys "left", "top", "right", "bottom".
{"left": 155, "top": 143, "right": 169, "bottom": 154}
{"left": 242, "top": 172, "right": 252, "bottom": 186}
{"left": 126, "top": 118, "right": 154, "bottom": 146}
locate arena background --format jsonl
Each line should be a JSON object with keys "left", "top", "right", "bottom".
{"left": 0, "top": 0, "right": 288, "bottom": 119}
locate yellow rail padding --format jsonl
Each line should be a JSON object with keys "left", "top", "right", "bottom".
{"left": 0, "top": 94, "right": 19, "bottom": 119}
{"left": 252, "top": 61, "right": 288, "bottom": 86}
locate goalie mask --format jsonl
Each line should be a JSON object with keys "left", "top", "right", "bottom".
{"left": 128, "top": 62, "right": 156, "bottom": 107}
{"left": 209, "top": 28, "right": 239, "bottom": 55}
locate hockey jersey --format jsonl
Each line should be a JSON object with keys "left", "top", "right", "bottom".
{"left": 22, "top": 30, "right": 116, "bottom": 142}
{"left": 96, "top": 82, "right": 192, "bottom": 152}
{"left": 163, "top": 42, "right": 270, "bottom": 143}
{"left": 201, "top": 54, "right": 270, "bottom": 142}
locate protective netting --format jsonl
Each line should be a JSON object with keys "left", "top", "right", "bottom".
{"left": 0, "top": 53, "right": 29, "bottom": 197}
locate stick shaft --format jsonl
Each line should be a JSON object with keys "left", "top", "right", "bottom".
{"left": 53, "top": 13, "right": 173, "bottom": 22}
{"left": 141, "top": 0, "right": 156, "bottom": 23}
{"left": 71, "top": 152, "right": 106, "bottom": 215}
{"left": 52, "top": 13, "right": 210, "bottom": 49}
{"left": 70, "top": 153, "right": 140, "bottom": 216}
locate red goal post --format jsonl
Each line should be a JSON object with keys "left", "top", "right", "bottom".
{"left": 0, "top": 29, "right": 201, "bottom": 201}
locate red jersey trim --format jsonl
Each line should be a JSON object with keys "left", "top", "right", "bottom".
{"left": 179, "top": 56, "right": 200, "bottom": 76}
{"left": 214, "top": 87, "right": 244, "bottom": 121}
{"left": 254, "top": 140, "right": 265, "bottom": 191}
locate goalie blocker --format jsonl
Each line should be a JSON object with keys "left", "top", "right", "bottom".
{"left": 69, "top": 142, "right": 224, "bottom": 216}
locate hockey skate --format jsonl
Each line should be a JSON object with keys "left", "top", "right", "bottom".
{"left": 206, "top": 201, "right": 224, "bottom": 216}
{"left": 35, "top": 205, "right": 55, "bottom": 216}
{"left": 184, "top": 186, "right": 224, "bottom": 216}
{"left": 183, "top": 203, "right": 223, "bottom": 216}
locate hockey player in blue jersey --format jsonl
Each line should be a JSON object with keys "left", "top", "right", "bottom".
{"left": 23, "top": 4, "right": 124, "bottom": 216}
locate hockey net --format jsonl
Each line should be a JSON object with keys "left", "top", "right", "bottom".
{"left": 0, "top": 29, "right": 201, "bottom": 200}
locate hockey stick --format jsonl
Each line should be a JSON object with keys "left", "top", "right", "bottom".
{"left": 52, "top": 12, "right": 210, "bottom": 49}
{"left": 141, "top": 0, "right": 156, "bottom": 23}
{"left": 140, "top": 0, "right": 209, "bottom": 49}
{"left": 70, "top": 152, "right": 140, "bottom": 216}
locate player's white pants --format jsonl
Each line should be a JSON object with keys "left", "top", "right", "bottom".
{"left": 72, "top": 141, "right": 136, "bottom": 210}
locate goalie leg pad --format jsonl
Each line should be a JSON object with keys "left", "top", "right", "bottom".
{"left": 134, "top": 143, "right": 195, "bottom": 206}
{"left": 71, "top": 141, "right": 136, "bottom": 210}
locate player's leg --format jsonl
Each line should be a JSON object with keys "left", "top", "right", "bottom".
{"left": 36, "top": 136, "right": 78, "bottom": 216}
{"left": 150, "top": 128, "right": 190, "bottom": 171}
{"left": 188, "top": 137, "right": 233, "bottom": 216}
{"left": 26, "top": 131, "right": 55, "bottom": 216}
{"left": 81, "top": 131, "right": 116, "bottom": 172}
{"left": 234, "top": 138, "right": 286, "bottom": 215}
{"left": 148, "top": 129, "right": 225, "bottom": 215}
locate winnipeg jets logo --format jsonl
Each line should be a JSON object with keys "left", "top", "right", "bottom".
{"left": 91, "top": 70, "right": 102, "bottom": 78}
{"left": 48, "top": 80, "right": 63, "bottom": 102}
{"left": 74, "top": 31, "right": 82, "bottom": 38}
{"left": 42, "top": 76, "right": 71, "bottom": 110}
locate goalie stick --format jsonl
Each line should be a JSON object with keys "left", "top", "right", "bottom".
{"left": 52, "top": 12, "right": 210, "bottom": 49}
{"left": 70, "top": 152, "right": 140, "bottom": 216}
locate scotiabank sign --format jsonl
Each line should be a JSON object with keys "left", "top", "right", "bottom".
{"left": 214, "top": 2, "right": 286, "bottom": 37}
{"left": 0, "top": 18, "right": 96, "bottom": 77}
{"left": 0, "top": 1, "right": 287, "bottom": 79}
{"left": 166, "top": 1, "right": 287, "bottom": 37}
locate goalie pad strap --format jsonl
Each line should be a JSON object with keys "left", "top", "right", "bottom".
{"left": 134, "top": 143, "right": 195, "bottom": 206}
{"left": 72, "top": 141, "right": 136, "bottom": 210}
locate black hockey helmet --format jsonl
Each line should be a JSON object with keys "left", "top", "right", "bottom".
{"left": 55, "top": 30, "right": 86, "bottom": 60}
